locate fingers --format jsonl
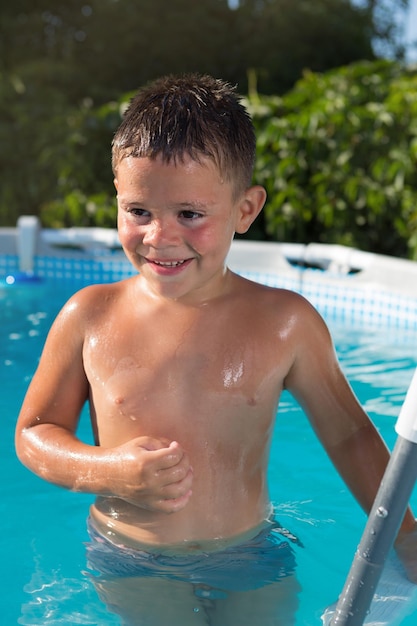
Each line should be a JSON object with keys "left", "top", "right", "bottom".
{"left": 135, "top": 439, "right": 191, "bottom": 477}
{"left": 123, "top": 437, "right": 194, "bottom": 513}
{"left": 147, "top": 444, "right": 193, "bottom": 512}
{"left": 152, "top": 445, "right": 193, "bottom": 495}
{"left": 159, "top": 465, "right": 193, "bottom": 498}
{"left": 154, "top": 487, "right": 193, "bottom": 514}
{"left": 152, "top": 440, "right": 188, "bottom": 469}
{"left": 133, "top": 435, "right": 173, "bottom": 451}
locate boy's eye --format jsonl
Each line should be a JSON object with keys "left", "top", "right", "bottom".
{"left": 180, "top": 210, "right": 202, "bottom": 220}
{"left": 129, "top": 208, "right": 149, "bottom": 217}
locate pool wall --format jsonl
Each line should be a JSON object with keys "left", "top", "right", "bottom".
{"left": 2, "top": 220, "right": 417, "bottom": 330}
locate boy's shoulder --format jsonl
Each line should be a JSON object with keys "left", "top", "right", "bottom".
{"left": 233, "top": 273, "right": 325, "bottom": 326}
{"left": 71, "top": 278, "right": 126, "bottom": 300}
{"left": 59, "top": 278, "right": 133, "bottom": 321}
{"left": 235, "top": 273, "right": 315, "bottom": 310}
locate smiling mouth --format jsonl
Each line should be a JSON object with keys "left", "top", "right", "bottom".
{"left": 150, "top": 259, "right": 188, "bottom": 268}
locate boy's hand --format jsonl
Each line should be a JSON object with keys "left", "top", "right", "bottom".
{"left": 107, "top": 437, "right": 193, "bottom": 513}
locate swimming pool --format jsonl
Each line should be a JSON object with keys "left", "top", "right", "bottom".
{"left": 2, "top": 262, "right": 417, "bottom": 625}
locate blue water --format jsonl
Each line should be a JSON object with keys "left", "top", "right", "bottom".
{"left": 2, "top": 280, "right": 417, "bottom": 625}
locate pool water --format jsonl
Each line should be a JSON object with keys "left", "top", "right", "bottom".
{"left": 2, "top": 280, "right": 417, "bottom": 625}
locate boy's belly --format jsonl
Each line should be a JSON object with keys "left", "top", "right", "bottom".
{"left": 90, "top": 444, "right": 272, "bottom": 550}
{"left": 90, "top": 490, "right": 273, "bottom": 553}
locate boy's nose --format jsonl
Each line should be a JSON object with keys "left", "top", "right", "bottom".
{"left": 142, "top": 219, "right": 178, "bottom": 247}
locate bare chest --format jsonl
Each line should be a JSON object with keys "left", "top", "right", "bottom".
{"left": 83, "top": 313, "right": 286, "bottom": 445}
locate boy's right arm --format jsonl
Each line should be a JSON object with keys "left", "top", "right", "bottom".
{"left": 15, "top": 290, "right": 193, "bottom": 513}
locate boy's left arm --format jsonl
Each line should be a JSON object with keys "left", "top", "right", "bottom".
{"left": 327, "top": 417, "right": 417, "bottom": 582}
{"left": 284, "top": 299, "right": 417, "bottom": 582}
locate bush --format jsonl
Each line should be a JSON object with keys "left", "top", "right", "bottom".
{"left": 38, "top": 97, "right": 125, "bottom": 228}
{"left": 249, "top": 60, "right": 417, "bottom": 259}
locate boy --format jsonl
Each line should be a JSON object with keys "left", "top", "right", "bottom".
{"left": 15, "top": 74, "right": 417, "bottom": 625}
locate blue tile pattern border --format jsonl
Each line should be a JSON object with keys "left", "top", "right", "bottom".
{"left": 241, "top": 269, "right": 417, "bottom": 331}
{"left": 0, "top": 254, "right": 136, "bottom": 285}
{"left": 1, "top": 255, "right": 417, "bottom": 331}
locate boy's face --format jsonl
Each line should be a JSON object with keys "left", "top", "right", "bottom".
{"left": 115, "top": 155, "right": 264, "bottom": 303}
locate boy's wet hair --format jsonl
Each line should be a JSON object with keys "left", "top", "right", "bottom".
{"left": 112, "top": 74, "right": 256, "bottom": 195}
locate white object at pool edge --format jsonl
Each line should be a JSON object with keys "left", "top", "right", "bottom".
{"left": 396, "top": 369, "right": 417, "bottom": 444}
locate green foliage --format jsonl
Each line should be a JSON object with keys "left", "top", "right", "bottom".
{"left": 0, "top": 0, "right": 383, "bottom": 229}
{"left": 0, "top": 68, "right": 76, "bottom": 225}
{"left": 41, "top": 191, "right": 117, "bottom": 229}
{"left": 38, "top": 97, "right": 125, "bottom": 228}
{"left": 249, "top": 60, "right": 417, "bottom": 259}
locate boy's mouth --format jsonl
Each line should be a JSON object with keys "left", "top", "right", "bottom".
{"left": 145, "top": 258, "right": 194, "bottom": 273}
{"left": 150, "top": 259, "right": 188, "bottom": 268}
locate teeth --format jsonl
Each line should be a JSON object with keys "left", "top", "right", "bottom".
{"left": 153, "top": 260, "right": 185, "bottom": 267}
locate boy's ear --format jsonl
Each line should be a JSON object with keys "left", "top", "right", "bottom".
{"left": 114, "top": 178, "right": 118, "bottom": 191}
{"left": 235, "top": 186, "right": 267, "bottom": 234}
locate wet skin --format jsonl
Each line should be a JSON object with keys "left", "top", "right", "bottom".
{"left": 15, "top": 156, "right": 417, "bottom": 570}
